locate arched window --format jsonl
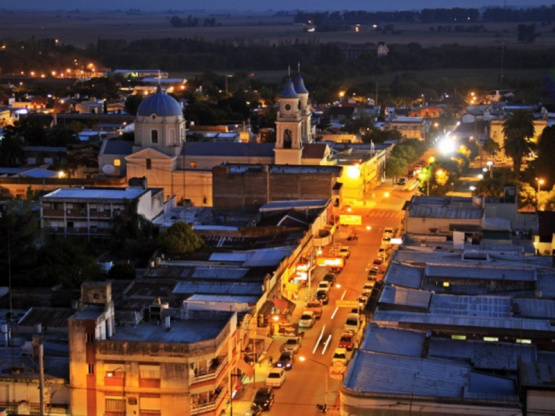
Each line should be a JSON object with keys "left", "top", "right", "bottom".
{"left": 151, "top": 129, "right": 158, "bottom": 144}
{"left": 283, "top": 129, "right": 292, "bottom": 149}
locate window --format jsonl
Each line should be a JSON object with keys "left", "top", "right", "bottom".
{"left": 88, "top": 364, "right": 94, "bottom": 374}
{"left": 283, "top": 130, "right": 292, "bottom": 149}
{"left": 190, "top": 162, "right": 197, "bottom": 168}
{"left": 146, "top": 159, "right": 152, "bottom": 170}
{"left": 451, "top": 335, "right": 466, "bottom": 341}
{"left": 114, "top": 159, "right": 121, "bottom": 167}
{"left": 105, "top": 398, "right": 124, "bottom": 412}
{"left": 86, "top": 333, "right": 94, "bottom": 343}
{"left": 151, "top": 130, "right": 158, "bottom": 144}
{"left": 139, "top": 364, "right": 160, "bottom": 379}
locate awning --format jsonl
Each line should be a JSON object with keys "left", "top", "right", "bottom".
{"left": 237, "top": 358, "right": 254, "bottom": 378}
{"left": 273, "top": 297, "right": 296, "bottom": 313}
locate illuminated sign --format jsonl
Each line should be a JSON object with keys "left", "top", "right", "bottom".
{"left": 340, "top": 215, "right": 362, "bottom": 225}
{"left": 391, "top": 238, "right": 403, "bottom": 245}
{"left": 335, "top": 300, "right": 360, "bottom": 308}
{"left": 315, "top": 257, "right": 344, "bottom": 267}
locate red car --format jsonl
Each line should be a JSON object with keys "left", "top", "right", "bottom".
{"left": 339, "top": 332, "right": 355, "bottom": 351}
{"left": 373, "top": 257, "right": 383, "bottom": 265}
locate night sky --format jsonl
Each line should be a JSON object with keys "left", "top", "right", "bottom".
{"left": 1, "top": 0, "right": 553, "bottom": 12}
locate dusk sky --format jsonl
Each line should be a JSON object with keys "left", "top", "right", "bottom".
{"left": 0, "top": 0, "right": 553, "bottom": 12}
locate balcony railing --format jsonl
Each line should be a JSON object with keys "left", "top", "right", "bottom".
{"left": 191, "top": 356, "right": 228, "bottom": 384}
{"left": 190, "top": 385, "right": 228, "bottom": 416}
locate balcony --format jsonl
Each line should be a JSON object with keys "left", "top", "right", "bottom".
{"left": 191, "top": 356, "right": 227, "bottom": 385}
{"left": 190, "top": 385, "right": 227, "bottom": 416}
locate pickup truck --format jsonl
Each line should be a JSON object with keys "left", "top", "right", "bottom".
{"left": 304, "top": 300, "right": 323, "bottom": 319}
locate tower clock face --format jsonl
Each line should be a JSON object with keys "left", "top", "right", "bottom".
{"left": 284, "top": 104, "right": 291, "bottom": 111}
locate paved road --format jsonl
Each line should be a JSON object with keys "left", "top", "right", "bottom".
{"left": 225, "top": 182, "right": 412, "bottom": 416}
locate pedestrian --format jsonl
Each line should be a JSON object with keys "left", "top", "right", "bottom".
{"left": 268, "top": 356, "right": 273, "bottom": 367}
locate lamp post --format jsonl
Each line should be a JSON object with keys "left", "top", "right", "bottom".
{"left": 107, "top": 367, "right": 126, "bottom": 416}
{"left": 486, "top": 160, "right": 493, "bottom": 179}
{"left": 335, "top": 284, "right": 362, "bottom": 331}
{"left": 299, "top": 356, "right": 329, "bottom": 412}
{"left": 536, "top": 177, "right": 544, "bottom": 210}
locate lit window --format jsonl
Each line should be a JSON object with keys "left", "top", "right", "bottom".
{"left": 516, "top": 339, "right": 532, "bottom": 344}
{"left": 442, "top": 282, "right": 450, "bottom": 288}
{"left": 114, "top": 159, "right": 121, "bottom": 167}
{"left": 190, "top": 162, "right": 197, "bottom": 168}
{"left": 451, "top": 335, "right": 466, "bottom": 341}
{"left": 483, "top": 337, "right": 498, "bottom": 342}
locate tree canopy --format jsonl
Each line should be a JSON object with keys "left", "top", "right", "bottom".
{"left": 157, "top": 221, "right": 205, "bottom": 255}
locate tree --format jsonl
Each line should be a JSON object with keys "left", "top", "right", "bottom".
{"left": 108, "top": 262, "right": 137, "bottom": 280}
{"left": 111, "top": 199, "right": 157, "bottom": 259}
{"left": 482, "top": 138, "right": 500, "bottom": 156}
{"left": 157, "top": 221, "right": 205, "bottom": 255}
{"left": 385, "top": 157, "right": 406, "bottom": 182}
{"left": 533, "top": 125, "right": 555, "bottom": 190}
{"left": 502, "top": 110, "right": 535, "bottom": 174}
{"left": 124, "top": 94, "right": 144, "bottom": 116}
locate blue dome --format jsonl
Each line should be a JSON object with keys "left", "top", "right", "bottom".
{"left": 280, "top": 80, "right": 298, "bottom": 98}
{"left": 137, "top": 85, "right": 183, "bottom": 117}
{"left": 293, "top": 75, "right": 308, "bottom": 94}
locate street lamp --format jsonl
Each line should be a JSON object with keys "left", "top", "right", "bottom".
{"left": 486, "top": 160, "right": 493, "bottom": 179}
{"left": 299, "top": 356, "right": 329, "bottom": 412}
{"left": 335, "top": 284, "right": 362, "bottom": 330}
{"left": 536, "top": 177, "right": 544, "bottom": 210}
{"left": 106, "top": 367, "right": 126, "bottom": 416}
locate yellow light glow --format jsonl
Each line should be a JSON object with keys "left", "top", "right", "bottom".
{"left": 58, "top": 171, "right": 66, "bottom": 179}
{"left": 346, "top": 165, "right": 360, "bottom": 179}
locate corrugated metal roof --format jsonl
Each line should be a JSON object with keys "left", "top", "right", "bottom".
{"left": 409, "top": 204, "right": 483, "bottom": 219}
{"left": 372, "top": 310, "right": 555, "bottom": 332}
{"left": 425, "top": 264, "right": 536, "bottom": 282}
{"left": 42, "top": 186, "right": 147, "bottom": 200}
{"left": 428, "top": 338, "right": 535, "bottom": 371}
{"left": 191, "top": 267, "right": 249, "bottom": 280}
{"left": 360, "top": 324, "right": 426, "bottom": 357}
{"left": 173, "top": 281, "right": 262, "bottom": 296}
{"left": 384, "top": 262, "right": 423, "bottom": 288}
{"left": 430, "top": 294, "right": 511, "bottom": 318}
{"left": 379, "top": 285, "right": 432, "bottom": 309}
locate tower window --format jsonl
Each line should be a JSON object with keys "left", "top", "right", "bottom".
{"left": 283, "top": 130, "right": 292, "bottom": 149}
{"left": 151, "top": 129, "right": 158, "bottom": 144}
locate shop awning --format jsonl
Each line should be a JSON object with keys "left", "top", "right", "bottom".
{"left": 273, "top": 297, "right": 296, "bottom": 313}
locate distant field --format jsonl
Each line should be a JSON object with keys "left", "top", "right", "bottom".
{"left": 1, "top": 10, "right": 555, "bottom": 49}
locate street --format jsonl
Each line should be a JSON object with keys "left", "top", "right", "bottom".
{"left": 231, "top": 181, "right": 412, "bottom": 415}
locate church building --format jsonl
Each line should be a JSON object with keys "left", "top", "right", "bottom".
{"left": 98, "top": 73, "right": 331, "bottom": 206}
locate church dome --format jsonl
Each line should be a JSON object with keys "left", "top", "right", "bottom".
{"left": 293, "top": 75, "right": 308, "bottom": 94}
{"left": 280, "top": 80, "right": 298, "bottom": 98}
{"left": 137, "top": 85, "right": 183, "bottom": 117}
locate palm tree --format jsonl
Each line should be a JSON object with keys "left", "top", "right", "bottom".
{"left": 502, "top": 110, "right": 535, "bottom": 173}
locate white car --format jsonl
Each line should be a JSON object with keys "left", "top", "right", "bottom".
{"left": 265, "top": 368, "right": 286, "bottom": 388}
{"left": 362, "top": 282, "right": 375, "bottom": 296}
{"left": 299, "top": 311, "right": 316, "bottom": 328}
{"left": 317, "top": 281, "right": 331, "bottom": 292}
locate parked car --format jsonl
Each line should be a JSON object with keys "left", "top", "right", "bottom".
{"left": 397, "top": 177, "right": 407, "bottom": 185}
{"left": 315, "top": 290, "right": 329, "bottom": 305}
{"left": 322, "top": 273, "right": 336, "bottom": 285}
{"left": 373, "top": 257, "right": 383, "bottom": 266}
{"left": 304, "top": 300, "right": 323, "bottom": 319}
{"left": 280, "top": 336, "right": 302, "bottom": 354}
{"left": 383, "top": 227, "right": 394, "bottom": 236}
{"left": 339, "top": 246, "right": 351, "bottom": 258}
{"left": 317, "top": 281, "right": 331, "bottom": 291}
{"left": 362, "top": 282, "right": 375, "bottom": 296}
{"left": 329, "top": 267, "right": 343, "bottom": 274}
{"left": 299, "top": 311, "right": 316, "bottom": 328}
{"left": 368, "top": 266, "right": 379, "bottom": 280}
{"left": 339, "top": 332, "right": 356, "bottom": 351}
{"left": 344, "top": 313, "right": 360, "bottom": 333}
{"left": 265, "top": 368, "right": 286, "bottom": 388}
{"left": 382, "top": 236, "right": 392, "bottom": 246}
{"left": 253, "top": 387, "right": 275, "bottom": 411}
{"left": 245, "top": 403, "right": 263, "bottom": 416}
{"left": 276, "top": 351, "right": 295, "bottom": 370}
{"left": 331, "top": 347, "right": 349, "bottom": 365}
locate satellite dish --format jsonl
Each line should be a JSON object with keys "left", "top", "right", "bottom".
{"left": 102, "top": 164, "right": 116, "bottom": 174}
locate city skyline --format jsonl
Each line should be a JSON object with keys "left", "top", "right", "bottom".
{"left": 1, "top": 0, "right": 554, "bottom": 12}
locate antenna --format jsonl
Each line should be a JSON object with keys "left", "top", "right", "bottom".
{"left": 298, "top": 62, "right": 301, "bottom": 74}
{"left": 288, "top": 65, "right": 291, "bottom": 78}
{"left": 158, "top": 69, "right": 161, "bottom": 86}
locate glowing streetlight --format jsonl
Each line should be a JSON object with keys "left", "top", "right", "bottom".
{"left": 536, "top": 177, "right": 544, "bottom": 194}
{"left": 486, "top": 161, "right": 493, "bottom": 179}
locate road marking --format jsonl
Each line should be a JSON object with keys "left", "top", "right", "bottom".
{"left": 313, "top": 325, "right": 325, "bottom": 354}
